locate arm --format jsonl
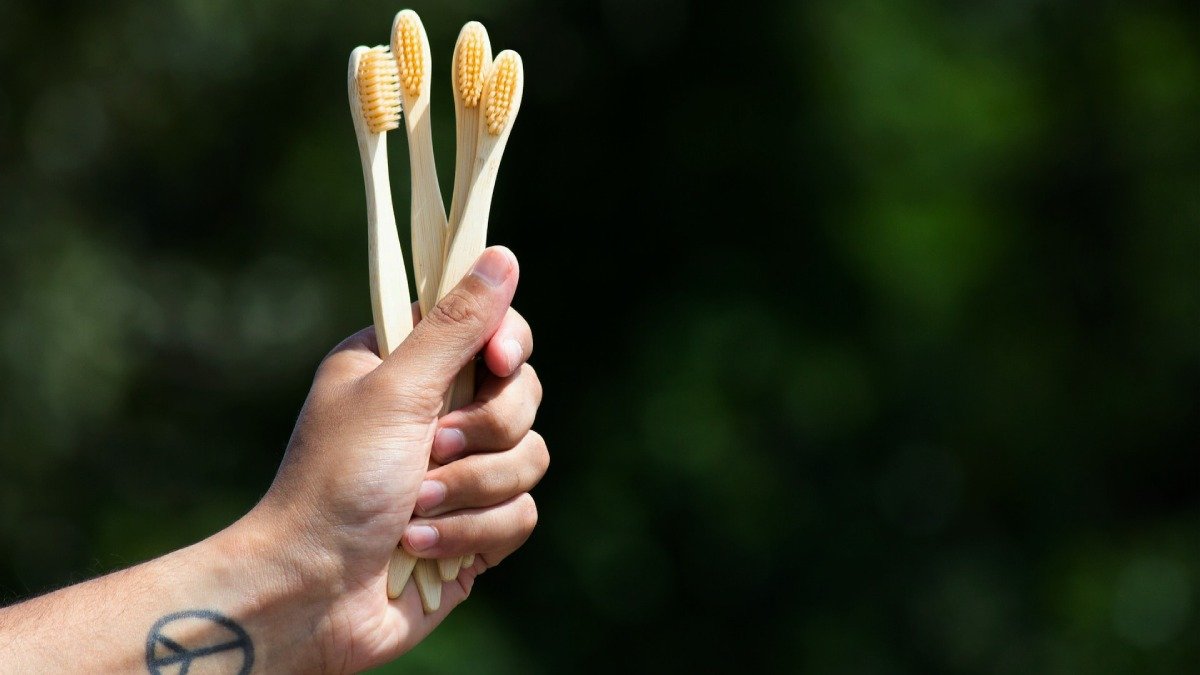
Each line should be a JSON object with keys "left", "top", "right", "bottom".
{"left": 0, "top": 247, "right": 545, "bottom": 674}
{"left": 0, "top": 521, "right": 333, "bottom": 673}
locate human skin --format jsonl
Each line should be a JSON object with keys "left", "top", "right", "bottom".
{"left": 0, "top": 246, "right": 547, "bottom": 673}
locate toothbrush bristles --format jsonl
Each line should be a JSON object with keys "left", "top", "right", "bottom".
{"left": 485, "top": 53, "right": 520, "bottom": 135}
{"left": 456, "top": 25, "right": 487, "bottom": 108}
{"left": 393, "top": 12, "right": 425, "bottom": 97}
{"left": 358, "top": 47, "right": 402, "bottom": 133}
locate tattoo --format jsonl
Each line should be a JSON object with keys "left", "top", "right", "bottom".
{"left": 145, "top": 609, "right": 254, "bottom": 674}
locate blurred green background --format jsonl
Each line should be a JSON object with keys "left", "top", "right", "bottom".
{"left": 1, "top": 0, "right": 1197, "bottom": 672}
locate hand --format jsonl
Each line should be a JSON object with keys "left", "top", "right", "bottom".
{"left": 243, "top": 246, "right": 546, "bottom": 671}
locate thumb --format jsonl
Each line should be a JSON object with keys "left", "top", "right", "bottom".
{"left": 383, "top": 246, "right": 519, "bottom": 408}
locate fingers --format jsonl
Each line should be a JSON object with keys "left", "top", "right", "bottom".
{"left": 380, "top": 247, "right": 519, "bottom": 414}
{"left": 416, "top": 431, "right": 549, "bottom": 518}
{"left": 315, "top": 326, "right": 383, "bottom": 383}
{"left": 431, "top": 364, "right": 543, "bottom": 462}
{"left": 481, "top": 308, "right": 533, "bottom": 378}
{"left": 401, "top": 493, "right": 538, "bottom": 562}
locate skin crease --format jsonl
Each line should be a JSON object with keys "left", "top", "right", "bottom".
{"left": 0, "top": 247, "right": 547, "bottom": 674}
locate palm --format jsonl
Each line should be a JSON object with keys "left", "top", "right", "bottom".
{"left": 327, "top": 558, "right": 484, "bottom": 671}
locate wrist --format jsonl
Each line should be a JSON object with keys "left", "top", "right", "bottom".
{"left": 193, "top": 512, "right": 344, "bottom": 672}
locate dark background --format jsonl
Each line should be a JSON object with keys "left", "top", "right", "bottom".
{"left": 1, "top": 0, "right": 1197, "bottom": 672}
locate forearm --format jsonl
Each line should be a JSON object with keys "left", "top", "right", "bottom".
{"left": 0, "top": 515, "right": 337, "bottom": 674}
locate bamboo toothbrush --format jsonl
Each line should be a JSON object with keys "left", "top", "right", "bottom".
{"left": 348, "top": 45, "right": 419, "bottom": 601}
{"left": 348, "top": 45, "right": 410, "bottom": 362}
{"left": 438, "top": 50, "right": 525, "bottom": 305}
{"left": 437, "top": 49, "right": 526, "bottom": 460}
{"left": 391, "top": 8, "right": 459, "bottom": 613}
{"left": 447, "top": 22, "right": 493, "bottom": 246}
{"left": 418, "top": 21, "right": 497, "bottom": 589}
{"left": 392, "top": 9, "right": 449, "bottom": 316}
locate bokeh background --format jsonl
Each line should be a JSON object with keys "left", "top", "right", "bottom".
{"left": 1, "top": 0, "right": 1197, "bottom": 672}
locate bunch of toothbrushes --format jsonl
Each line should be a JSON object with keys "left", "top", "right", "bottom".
{"left": 347, "top": 10, "right": 525, "bottom": 614}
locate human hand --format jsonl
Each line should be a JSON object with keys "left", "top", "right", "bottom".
{"left": 242, "top": 246, "right": 545, "bottom": 671}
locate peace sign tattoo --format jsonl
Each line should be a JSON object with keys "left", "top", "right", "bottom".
{"left": 145, "top": 610, "right": 255, "bottom": 674}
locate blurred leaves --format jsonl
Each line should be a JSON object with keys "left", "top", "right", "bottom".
{"left": 1, "top": 0, "right": 1197, "bottom": 672}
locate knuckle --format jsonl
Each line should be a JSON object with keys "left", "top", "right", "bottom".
{"left": 522, "top": 364, "right": 544, "bottom": 406}
{"left": 506, "top": 467, "right": 525, "bottom": 496}
{"left": 529, "top": 431, "right": 550, "bottom": 475}
{"left": 484, "top": 403, "right": 523, "bottom": 445}
{"left": 483, "top": 463, "right": 524, "bottom": 498}
{"left": 515, "top": 451, "right": 546, "bottom": 495}
{"left": 429, "top": 288, "right": 485, "bottom": 327}
{"left": 457, "top": 512, "right": 484, "bottom": 544}
{"left": 516, "top": 494, "right": 539, "bottom": 533}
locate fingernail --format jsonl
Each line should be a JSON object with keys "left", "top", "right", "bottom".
{"left": 434, "top": 428, "right": 467, "bottom": 462}
{"left": 416, "top": 480, "right": 446, "bottom": 514}
{"left": 406, "top": 525, "right": 439, "bottom": 552}
{"left": 503, "top": 338, "right": 523, "bottom": 373}
{"left": 469, "top": 248, "right": 513, "bottom": 287}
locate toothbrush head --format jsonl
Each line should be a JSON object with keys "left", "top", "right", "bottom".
{"left": 392, "top": 10, "right": 429, "bottom": 99}
{"left": 356, "top": 46, "right": 402, "bottom": 133}
{"left": 454, "top": 22, "right": 491, "bottom": 109}
{"left": 484, "top": 50, "right": 524, "bottom": 136}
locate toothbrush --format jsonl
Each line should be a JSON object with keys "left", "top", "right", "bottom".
{"left": 447, "top": 22, "right": 493, "bottom": 247}
{"left": 406, "top": 47, "right": 525, "bottom": 615}
{"left": 347, "top": 45, "right": 420, "bottom": 601}
{"left": 417, "top": 21, "right": 498, "bottom": 589}
{"left": 438, "top": 50, "right": 524, "bottom": 310}
{"left": 441, "top": 50, "right": 525, "bottom": 301}
{"left": 391, "top": 9, "right": 460, "bottom": 614}
{"left": 438, "top": 49, "right": 526, "bottom": 449}
{"left": 392, "top": 10, "right": 449, "bottom": 316}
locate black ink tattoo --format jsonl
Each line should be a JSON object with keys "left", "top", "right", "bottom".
{"left": 145, "top": 609, "right": 254, "bottom": 674}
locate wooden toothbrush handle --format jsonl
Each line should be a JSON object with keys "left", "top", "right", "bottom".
{"left": 387, "top": 549, "right": 418, "bottom": 599}
{"left": 445, "top": 361, "right": 476, "bottom": 412}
